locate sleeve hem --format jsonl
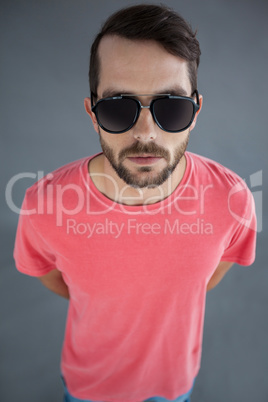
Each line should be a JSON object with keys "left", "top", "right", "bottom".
{"left": 15, "top": 263, "right": 56, "bottom": 277}
{"left": 220, "top": 256, "right": 256, "bottom": 266}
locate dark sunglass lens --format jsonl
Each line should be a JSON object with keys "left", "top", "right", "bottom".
{"left": 154, "top": 98, "right": 194, "bottom": 132}
{"left": 96, "top": 98, "right": 138, "bottom": 133}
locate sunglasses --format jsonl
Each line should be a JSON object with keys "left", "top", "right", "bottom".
{"left": 91, "top": 90, "right": 200, "bottom": 134}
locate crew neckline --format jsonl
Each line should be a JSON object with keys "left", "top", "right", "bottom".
{"left": 81, "top": 152, "right": 193, "bottom": 213}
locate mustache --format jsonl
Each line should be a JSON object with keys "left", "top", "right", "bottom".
{"left": 119, "top": 142, "right": 170, "bottom": 161}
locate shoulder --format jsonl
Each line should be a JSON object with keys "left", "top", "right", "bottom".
{"left": 26, "top": 157, "right": 90, "bottom": 194}
{"left": 187, "top": 152, "right": 250, "bottom": 192}
{"left": 23, "top": 156, "right": 93, "bottom": 211}
{"left": 186, "top": 151, "right": 246, "bottom": 188}
{"left": 185, "top": 152, "right": 255, "bottom": 221}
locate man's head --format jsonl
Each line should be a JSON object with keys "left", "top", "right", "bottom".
{"left": 85, "top": 4, "right": 203, "bottom": 189}
{"left": 89, "top": 4, "right": 201, "bottom": 103}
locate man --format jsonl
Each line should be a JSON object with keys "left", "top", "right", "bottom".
{"left": 14, "top": 4, "right": 256, "bottom": 402}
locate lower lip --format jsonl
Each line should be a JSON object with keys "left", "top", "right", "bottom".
{"left": 127, "top": 157, "right": 163, "bottom": 165}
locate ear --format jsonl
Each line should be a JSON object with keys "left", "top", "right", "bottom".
{"left": 84, "top": 97, "right": 99, "bottom": 133}
{"left": 189, "top": 93, "right": 203, "bottom": 132}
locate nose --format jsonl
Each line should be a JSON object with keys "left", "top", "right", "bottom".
{"left": 132, "top": 106, "right": 157, "bottom": 142}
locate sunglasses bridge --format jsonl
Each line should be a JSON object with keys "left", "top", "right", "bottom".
{"left": 139, "top": 105, "right": 151, "bottom": 110}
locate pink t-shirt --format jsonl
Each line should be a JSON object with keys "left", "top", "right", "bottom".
{"left": 14, "top": 151, "right": 256, "bottom": 402}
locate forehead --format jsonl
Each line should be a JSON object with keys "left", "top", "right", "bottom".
{"left": 97, "top": 35, "right": 191, "bottom": 97}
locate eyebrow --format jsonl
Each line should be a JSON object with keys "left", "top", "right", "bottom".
{"left": 101, "top": 85, "right": 189, "bottom": 99}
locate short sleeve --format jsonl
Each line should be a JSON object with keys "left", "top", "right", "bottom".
{"left": 221, "top": 184, "right": 257, "bottom": 266}
{"left": 13, "top": 194, "right": 57, "bottom": 277}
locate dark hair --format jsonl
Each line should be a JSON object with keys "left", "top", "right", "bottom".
{"left": 89, "top": 4, "right": 201, "bottom": 102}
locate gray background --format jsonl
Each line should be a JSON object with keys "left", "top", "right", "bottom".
{"left": 1, "top": 0, "right": 268, "bottom": 401}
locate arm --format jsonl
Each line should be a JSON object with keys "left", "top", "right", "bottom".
{"left": 38, "top": 269, "right": 70, "bottom": 299}
{"left": 206, "top": 261, "right": 234, "bottom": 292}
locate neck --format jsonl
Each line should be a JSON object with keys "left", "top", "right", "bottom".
{"left": 89, "top": 153, "right": 187, "bottom": 206}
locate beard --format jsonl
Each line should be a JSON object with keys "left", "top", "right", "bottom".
{"left": 99, "top": 133, "right": 189, "bottom": 188}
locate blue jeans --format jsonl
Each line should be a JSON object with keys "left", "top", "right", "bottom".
{"left": 62, "top": 376, "right": 195, "bottom": 402}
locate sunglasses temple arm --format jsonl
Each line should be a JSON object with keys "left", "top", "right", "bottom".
{"left": 193, "top": 89, "right": 200, "bottom": 109}
{"left": 90, "top": 92, "right": 97, "bottom": 109}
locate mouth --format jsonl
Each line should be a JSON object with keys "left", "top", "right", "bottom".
{"left": 127, "top": 155, "right": 164, "bottom": 165}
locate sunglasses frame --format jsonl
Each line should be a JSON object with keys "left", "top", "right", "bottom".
{"left": 91, "top": 90, "right": 200, "bottom": 134}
